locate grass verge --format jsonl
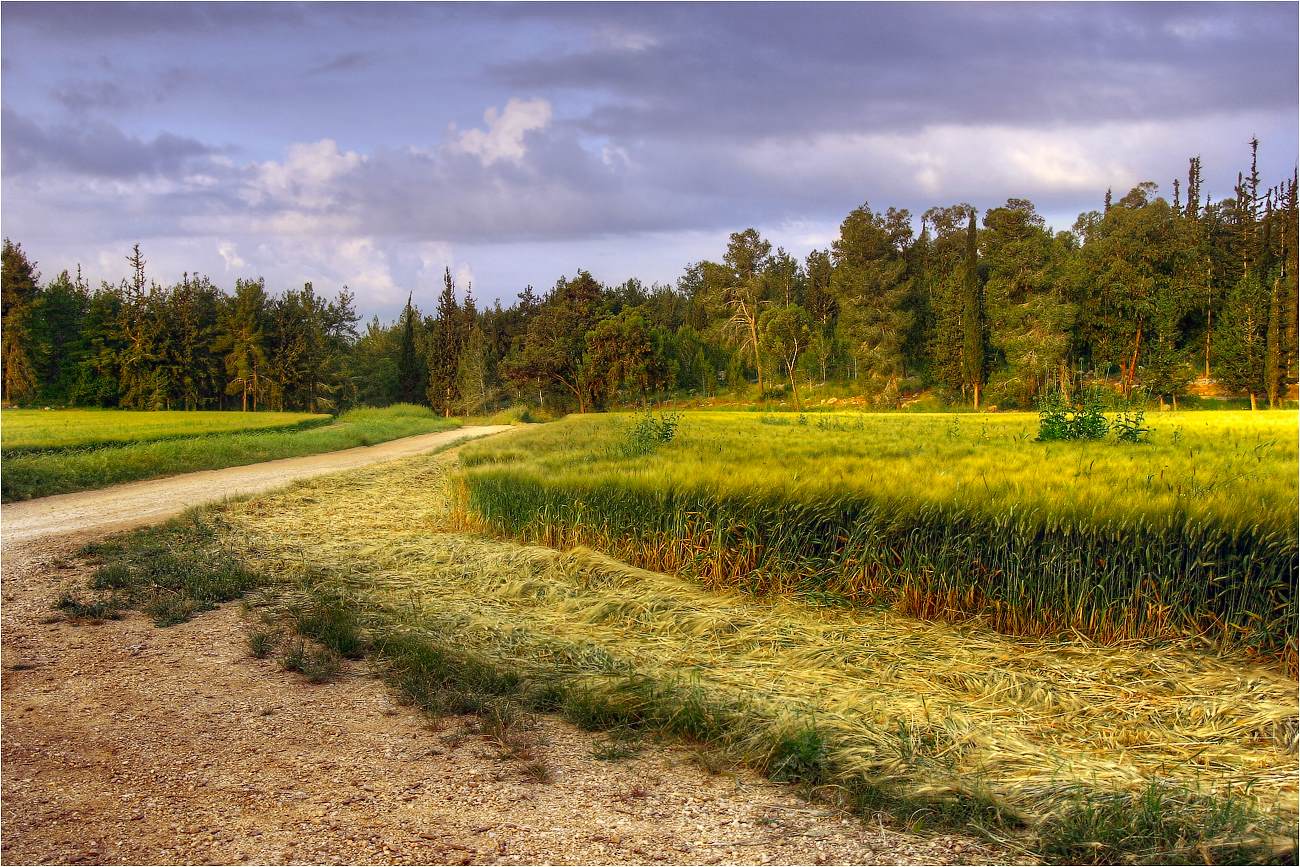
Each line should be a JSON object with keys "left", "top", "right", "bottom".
{"left": 2, "top": 404, "right": 459, "bottom": 501}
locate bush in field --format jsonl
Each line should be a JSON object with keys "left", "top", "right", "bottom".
{"left": 1112, "top": 408, "right": 1150, "bottom": 443}
{"left": 617, "top": 410, "right": 682, "bottom": 457}
{"left": 1035, "top": 387, "right": 1110, "bottom": 441}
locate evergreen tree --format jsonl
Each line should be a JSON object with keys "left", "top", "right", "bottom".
{"left": 31, "top": 269, "right": 90, "bottom": 403}
{"left": 960, "top": 208, "right": 986, "bottom": 408}
{"left": 830, "top": 203, "right": 913, "bottom": 398}
{"left": 213, "top": 278, "right": 270, "bottom": 411}
{"left": 1, "top": 239, "right": 40, "bottom": 402}
{"left": 427, "top": 267, "right": 464, "bottom": 416}
{"left": 395, "top": 294, "right": 423, "bottom": 404}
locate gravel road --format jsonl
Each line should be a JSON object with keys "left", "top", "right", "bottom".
{"left": 1, "top": 425, "right": 511, "bottom": 546}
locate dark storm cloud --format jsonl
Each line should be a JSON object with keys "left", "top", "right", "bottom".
{"left": 2, "top": 108, "right": 216, "bottom": 178}
{"left": 491, "top": 3, "right": 1296, "bottom": 138}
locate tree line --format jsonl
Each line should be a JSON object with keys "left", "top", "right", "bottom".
{"left": 2, "top": 141, "right": 1296, "bottom": 413}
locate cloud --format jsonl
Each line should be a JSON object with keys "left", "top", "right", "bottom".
{"left": 216, "top": 241, "right": 246, "bottom": 270}
{"left": 1, "top": 3, "right": 1294, "bottom": 315}
{"left": 1, "top": 108, "right": 215, "bottom": 178}
{"left": 308, "top": 50, "right": 374, "bottom": 76}
{"left": 452, "top": 98, "right": 553, "bottom": 166}
{"left": 49, "top": 79, "right": 134, "bottom": 114}
{"left": 246, "top": 139, "right": 364, "bottom": 209}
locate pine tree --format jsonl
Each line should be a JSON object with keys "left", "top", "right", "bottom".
{"left": 1, "top": 239, "right": 40, "bottom": 402}
{"left": 213, "top": 278, "right": 269, "bottom": 411}
{"left": 830, "top": 204, "right": 913, "bottom": 398}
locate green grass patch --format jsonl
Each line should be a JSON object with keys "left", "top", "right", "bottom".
{"left": 1, "top": 408, "right": 326, "bottom": 453}
{"left": 69, "top": 513, "right": 264, "bottom": 626}
{"left": 2, "top": 403, "right": 460, "bottom": 501}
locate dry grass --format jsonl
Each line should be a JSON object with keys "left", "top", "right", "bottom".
{"left": 208, "top": 450, "right": 1298, "bottom": 859}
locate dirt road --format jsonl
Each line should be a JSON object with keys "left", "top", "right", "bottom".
{"left": 1, "top": 425, "right": 511, "bottom": 546}
{"left": 0, "top": 434, "right": 1022, "bottom": 865}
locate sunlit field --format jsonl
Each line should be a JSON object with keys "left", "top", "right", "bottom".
{"left": 1, "top": 408, "right": 326, "bottom": 452}
{"left": 459, "top": 411, "right": 1298, "bottom": 664}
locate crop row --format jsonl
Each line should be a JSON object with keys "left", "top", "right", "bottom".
{"left": 459, "top": 469, "right": 1298, "bottom": 667}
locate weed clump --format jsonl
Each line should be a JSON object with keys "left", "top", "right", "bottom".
{"left": 71, "top": 516, "right": 263, "bottom": 627}
{"left": 1035, "top": 387, "right": 1110, "bottom": 442}
{"left": 246, "top": 627, "right": 279, "bottom": 659}
{"left": 615, "top": 410, "right": 681, "bottom": 457}
{"left": 1039, "top": 782, "right": 1291, "bottom": 865}
{"left": 54, "top": 589, "right": 124, "bottom": 621}
{"left": 279, "top": 638, "right": 343, "bottom": 683}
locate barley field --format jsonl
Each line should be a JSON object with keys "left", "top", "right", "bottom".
{"left": 458, "top": 411, "right": 1299, "bottom": 665}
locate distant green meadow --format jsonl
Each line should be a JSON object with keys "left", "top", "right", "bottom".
{"left": 2, "top": 408, "right": 327, "bottom": 453}
{"left": 2, "top": 404, "right": 459, "bottom": 502}
{"left": 460, "top": 410, "right": 1299, "bottom": 664}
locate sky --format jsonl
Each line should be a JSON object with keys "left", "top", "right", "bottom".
{"left": 2, "top": 2, "right": 1296, "bottom": 319}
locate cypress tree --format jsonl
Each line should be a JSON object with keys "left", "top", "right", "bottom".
{"left": 427, "top": 267, "right": 463, "bottom": 416}
{"left": 961, "top": 209, "right": 985, "bottom": 409}
{"left": 396, "top": 293, "right": 421, "bottom": 403}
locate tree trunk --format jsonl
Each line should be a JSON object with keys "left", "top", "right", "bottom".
{"left": 973, "top": 381, "right": 981, "bottom": 411}
{"left": 1204, "top": 310, "right": 1212, "bottom": 380}
{"left": 1125, "top": 323, "right": 1143, "bottom": 396}
{"left": 1250, "top": 392, "right": 1258, "bottom": 411}
{"left": 1266, "top": 274, "right": 1282, "bottom": 408}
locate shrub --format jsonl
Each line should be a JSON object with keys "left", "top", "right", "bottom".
{"left": 617, "top": 410, "right": 682, "bottom": 457}
{"left": 1035, "top": 387, "right": 1110, "bottom": 442}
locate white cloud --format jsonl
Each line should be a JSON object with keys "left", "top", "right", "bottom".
{"left": 452, "top": 98, "right": 552, "bottom": 166}
{"left": 736, "top": 122, "right": 1138, "bottom": 199}
{"left": 246, "top": 139, "right": 363, "bottom": 209}
{"left": 454, "top": 263, "right": 476, "bottom": 293}
{"left": 600, "top": 143, "right": 632, "bottom": 169}
{"left": 217, "top": 241, "right": 246, "bottom": 270}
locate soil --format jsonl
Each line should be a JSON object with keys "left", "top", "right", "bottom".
{"left": 1, "top": 438, "right": 1026, "bottom": 865}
